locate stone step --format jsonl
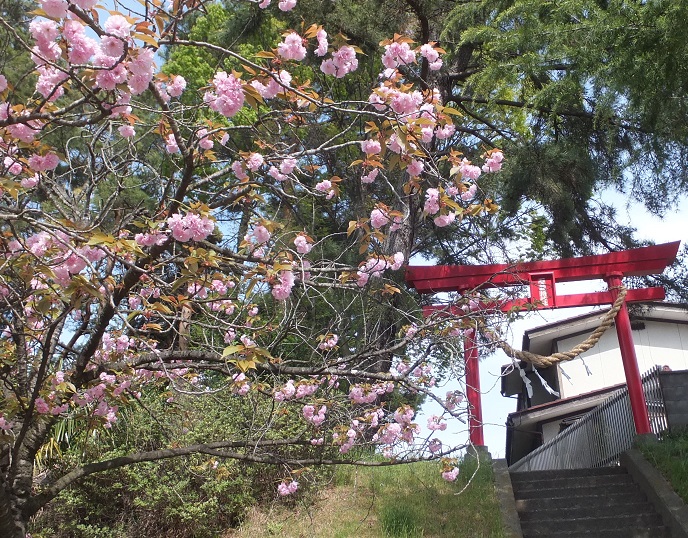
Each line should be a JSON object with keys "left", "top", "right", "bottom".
{"left": 515, "top": 490, "right": 647, "bottom": 511}
{"left": 519, "top": 513, "right": 664, "bottom": 535}
{"left": 518, "top": 501, "right": 656, "bottom": 521}
{"left": 522, "top": 527, "right": 671, "bottom": 538}
{"left": 512, "top": 473, "right": 634, "bottom": 493}
{"left": 510, "top": 466, "right": 627, "bottom": 482}
{"left": 513, "top": 482, "right": 640, "bottom": 500}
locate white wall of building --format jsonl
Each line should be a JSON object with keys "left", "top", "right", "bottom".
{"left": 556, "top": 319, "right": 688, "bottom": 399}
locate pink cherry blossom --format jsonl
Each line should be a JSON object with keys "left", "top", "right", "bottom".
{"left": 318, "top": 334, "right": 338, "bottom": 350}
{"left": 426, "top": 415, "right": 447, "bottom": 431}
{"left": 390, "top": 90, "right": 423, "bottom": 115}
{"left": 204, "top": 71, "right": 245, "bottom": 118}
{"left": 407, "top": 159, "right": 424, "bottom": 176}
{"left": 419, "top": 44, "right": 439, "bottom": 63}
{"left": 277, "top": 480, "right": 299, "bottom": 496}
{"left": 101, "top": 36, "right": 125, "bottom": 58}
{"left": 370, "top": 208, "right": 389, "bottom": 229}
{"left": 381, "top": 41, "right": 416, "bottom": 70}
{"left": 268, "top": 166, "right": 286, "bottom": 181}
{"left": 0, "top": 75, "right": 6, "bottom": 93}
{"left": 71, "top": 0, "right": 98, "bottom": 9}
{"left": 119, "top": 125, "right": 135, "bottom": 138}
{"left": 251, "top": 70, "right": 292, "bottom": 99}
{"left": 4, "top": 157, "right": 21, "bottom": 175}
{"left": 166, "top": 213, "right": 215, "bottom": 242}
{"left": 40, "top": 0, "right": 68, "bottom": 18}
{"left": 251, "top": 225, "right": 271, "bottom": 245}
{"left": 315, "top": 29, "right": 328, "bottom": 56}
{"left": 36, "top": 66, "right": 68, "bottom": 101}
{"left": 361, "top": 139, "right": 381, "bottom": 155}
{"left": 356, "top": 256, "right": 390, "bottom": 287}
{"left": 435, "top": 123, "right": 456, "bottom": 140}
{"left": 280, "top": 158, "right": 297, "bottom": 175}
{"left": 93, "top": 54, "right": 128, "bottom": 91}
{"left": 134, "top": 231, "right": 166, "bottom": 246}
{"left": 424, "top": 188, "right": 440, "bottom": 215}
{"left": 405, "top": 324, "right": 418, "bottom": 339}
{"left": 231, "top": 161, "right": 248, "bottom": 180}
{"left": 35, "top": 397, "right": 51, "bottom": 414}
{"left": 167, "top": 75, "right": 187, "bottom": 97}
{"left": 442, "top": 467, "right": 460, "bottom": 481}
{"left": 482, "top": 150, "right": 504, "bottom": 173}
{"left": 69, "top": 34, "right": 98, "bottom": 64}
{"left": 445, "top": 391, "right": 464, "bottom": 411}
{"left": 127, "top": 48, "right": 155, "bottom": 94}
{"left": 278, "top": 0, "right": 296, "bottom": 10}
{"left": 293, "top": 234, "right": 312, "bottom": 254}
{"left": 303, "top": 404, "right": 327, "bottom": 426}
{"left": 21, "top": 175, "right": 40, "bottom": 189}
{"left": 104, "top": 15, "right": 132, "bottom": 39}
{"left": 277, "top": 32, "right": 307, "bottom": 61}
{"left": 387, "top": 133, "right": 404, "bottom": 154}
{"left": 391, "top": 251, "right": 404, "bottom": 270}
{"left": 271, "top": 270, "right": 295, "bottom": 300}
{"left": 196, "top": 128, "right": 214, "bottom": 150}
{"left": 459, "top": 158, "right": 481, "bottom": 180}
{"left": 433, "top": 212, "right": 456, "bottom": 227}
{"left": 315, "top": 179, "right": 332, "bottom": 193}
{"left": 461, "top": 183, "right": 478, "bottom": 201}
{"left": 28, "top": 153, "right": 59, "bottom": 172}
{"left": 246, "top": 152, "right": 264, "bottom": 171}
{"left": 165, "top": 134, "right": 179, "bottom": 154}
{"left": 320, "top": 46, "right": 358, "bottom": 78}
{"left": 29, "top": 19, "right": 59, "bottom": 44}
{"left": 361, "top": 168, "right": 379, "bottom": 184}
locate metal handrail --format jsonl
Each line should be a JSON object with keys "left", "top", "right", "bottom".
{"left": 509, "top": 366, "right": 667, "bottom": 471}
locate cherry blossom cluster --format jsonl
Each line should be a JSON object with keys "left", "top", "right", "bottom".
{"left": 11, "top": 230, "right": 107, "bottom": 288}
{"left": 166, "top": 212, "right": 215, "bottom": 242}
{"left": 356, "top": 253, "right": 405, "bottom": 287}
{"left": 293, "top": 234, "right": 313, "bottom": 255}
{"left": 277, "top": 480, "right": 299, "bottom": 496}
{"left": 232, "top": 373, "right": 251, "bottom": 396}
{"left": 418, "top": 150, "right": 504, "bottom": 227}
{"left": 204, "top": 71, "right": 246, "bottom": 118}
{"left": 373, "top": 404, "right": 420, "bottom": 452}
{"left": 349, "top": 382, "right": 394, "bottom": 404}
{"left": 271, "top": 270, "right": 295, "bottom": 301}
{"left": 426, "top": 415, "right": 448, "bottom": 431}
{"left": 302, "top": 404, "right": 327, "bottom": 426}
{"left": 320, "top": 46, "right": 359, "bottom": 78}
{"left": 273, "top": 379, "right": 321, "bottom": 402}
{"left": 318, "top": 334, "right": 339, "bottom": 351}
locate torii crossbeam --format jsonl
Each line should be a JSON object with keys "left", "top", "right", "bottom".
{"left": 406, "top": 241, "right": 681, "bottom": 446}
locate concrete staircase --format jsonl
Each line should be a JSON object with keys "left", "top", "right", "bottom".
{"left": 511, "top": 466, "right": 672, "bottom": 537}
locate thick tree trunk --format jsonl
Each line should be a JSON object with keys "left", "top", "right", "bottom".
{"left": 0, "top": 481, "right": 26, "bottom": 538}
{"left": 370, "top": 186, "right": 419, "bottom": 374}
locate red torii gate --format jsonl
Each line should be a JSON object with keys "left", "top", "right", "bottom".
{"left": 405, "top": 241, "right": 681, "bottom": 446}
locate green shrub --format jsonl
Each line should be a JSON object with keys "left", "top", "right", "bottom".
{"left": 30, "top": 388, "right": 316, "bottom": 538}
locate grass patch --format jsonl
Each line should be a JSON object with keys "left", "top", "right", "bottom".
{"left": 638, "top": 429, "right": 688, "bottom": 503}
{"left": 225, "top": 450, "right": 505, "bottom": 538}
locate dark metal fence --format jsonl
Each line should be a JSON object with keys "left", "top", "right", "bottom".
{"left": 509, "top": 366, "right": 668, "bottom": 472}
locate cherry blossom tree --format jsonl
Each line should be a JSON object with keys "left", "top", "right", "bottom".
{"left": 0, "top": 0, "right": 505, "bottom": 535}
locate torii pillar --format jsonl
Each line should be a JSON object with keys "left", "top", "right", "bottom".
{"left": 406, "top": 241, "right": 681, "bottom": 446}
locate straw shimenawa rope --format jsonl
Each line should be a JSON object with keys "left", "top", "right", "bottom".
{"left": 493, "top": 286, "right": 628, "bottom": 369}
